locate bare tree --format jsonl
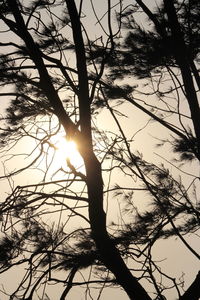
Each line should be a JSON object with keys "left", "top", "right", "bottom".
{"left": 0, "top": 0, "right": 199, "bottom": 299}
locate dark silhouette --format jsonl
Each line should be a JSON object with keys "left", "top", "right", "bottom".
{"left": 0, "top": 0, "right": 199, "bottom": 299}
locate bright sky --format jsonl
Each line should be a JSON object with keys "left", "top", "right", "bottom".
{"left": 0, "top": 1, "right": 199, "bottom": 299}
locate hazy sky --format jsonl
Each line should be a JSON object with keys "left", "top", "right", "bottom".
{"left": 0, "top": 1, "right": 199, "bottom": 299}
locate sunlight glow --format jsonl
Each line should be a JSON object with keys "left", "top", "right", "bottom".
{"left": 50, "top": 134, "right": 83, "bottom": 169}
{"left": 56, "top": 138, "right": 77, "bottom": 159}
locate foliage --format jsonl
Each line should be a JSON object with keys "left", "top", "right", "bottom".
{"left": 0, "top": 0, "right": 199, "bottom": 299}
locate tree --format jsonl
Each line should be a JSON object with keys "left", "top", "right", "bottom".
{"left": 0, "top": 0, "right": 199, "bottom": 299}
{"left": 106, "top": 0, "right": 200, "bottom": 157}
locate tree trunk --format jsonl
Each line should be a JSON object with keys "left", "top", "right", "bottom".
{"left": 179, "top": 271, "right": 200, "bottom": 300}
{"left": 85, "top": 152, "right": 152, "bottom": 300}
{"left": 66, "top": 0, "right": 152, "bottom": 299}
{"left": 163, "top": 0, "right": 200, "bottom": 159}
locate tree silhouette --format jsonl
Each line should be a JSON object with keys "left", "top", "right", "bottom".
{"left": 0, "top": 0, "right": 199, "bottom": 299}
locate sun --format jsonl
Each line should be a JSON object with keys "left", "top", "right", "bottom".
{"left": 50, "top": 134, "right": 83, "bottom": 169}
{"left": 56, "top": 138, "right": 77, "bottom": 159}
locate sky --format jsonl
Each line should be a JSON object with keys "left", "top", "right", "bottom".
{"left": 0, "top": 0, "right": 199, "bottom": 299}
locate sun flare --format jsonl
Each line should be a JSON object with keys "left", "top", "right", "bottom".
{"left": 50, "top": 134, "right": 83, "bottom": 169}
{"left": 56, "top": 138, "right": 77, "bottom": 159}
